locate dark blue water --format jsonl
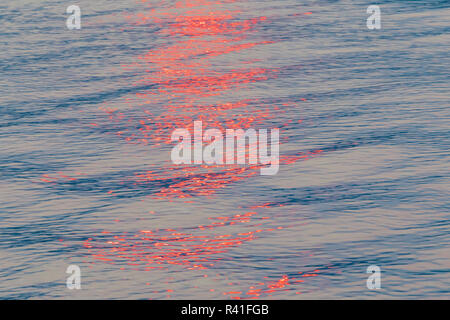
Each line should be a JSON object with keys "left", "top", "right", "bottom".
{"left": 0, "top": 0, "right": 449, "bottom": 299}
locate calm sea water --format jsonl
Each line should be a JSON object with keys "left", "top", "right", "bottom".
{"left": 0, "top": 0, "right": 449, "bottom": 299}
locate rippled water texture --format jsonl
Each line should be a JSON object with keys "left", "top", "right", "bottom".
{"left": 0, "top": 0, "right": 449, "bottom": 299}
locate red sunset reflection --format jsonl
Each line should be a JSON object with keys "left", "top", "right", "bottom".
{"left": 46, "top": 0, "right": 326, "bottom": 299}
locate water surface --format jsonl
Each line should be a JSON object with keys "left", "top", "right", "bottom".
{"left": 0, "top": 0, "right": 449, "bottom": 299}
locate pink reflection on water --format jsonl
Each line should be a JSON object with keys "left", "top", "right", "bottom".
{"left": 84, "top": 210, "right": 274, "bottom": 271}
{"left": 50, "top": 0, "right": 326, "bottom": 298}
